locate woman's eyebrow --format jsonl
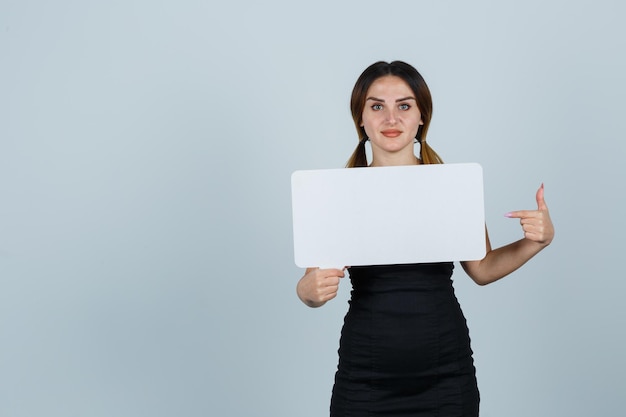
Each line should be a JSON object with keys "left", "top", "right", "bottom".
{"left": 365, "top": 96, "right": 416, "bottom": 102}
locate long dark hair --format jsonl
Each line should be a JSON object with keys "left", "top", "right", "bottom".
{"left": 346, "top": 61, "right": 443, "bottom": 167}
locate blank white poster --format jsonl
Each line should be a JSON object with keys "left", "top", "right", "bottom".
{"left": 291, "top": 163, "right": 486, "bottom": 268}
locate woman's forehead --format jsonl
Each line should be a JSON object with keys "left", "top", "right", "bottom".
{"left": 367, "top": 75, "right": 413, "bottom": 97}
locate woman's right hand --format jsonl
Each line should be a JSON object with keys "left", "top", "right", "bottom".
{"left": 296, "top": 267, "right": 346, "bottom": 308}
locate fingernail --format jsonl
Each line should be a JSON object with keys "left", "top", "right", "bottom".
{"left": 504, "top": 212, "right": 512, "bottom": 217}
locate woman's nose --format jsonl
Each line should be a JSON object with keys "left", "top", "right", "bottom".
{"left": 385, "top": 108, "right": 397, "bottom": 124}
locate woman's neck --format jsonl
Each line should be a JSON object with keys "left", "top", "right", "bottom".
{"left": 370, "top": 153, "right": 421, "bottom": 167}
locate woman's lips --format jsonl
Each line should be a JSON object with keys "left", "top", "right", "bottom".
{"left": 381, "top": 129, "right": 402, "bottom": 138}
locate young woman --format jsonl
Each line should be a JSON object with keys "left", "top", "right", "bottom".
{"left": 296, "top": 61, "right": 554, "bottom": 416}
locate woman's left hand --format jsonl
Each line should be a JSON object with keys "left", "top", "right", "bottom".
{"left": 505, "top": 183, "right": 554, "bottom": 247}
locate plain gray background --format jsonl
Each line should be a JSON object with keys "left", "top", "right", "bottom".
{"left": 1, "top": 1, "right": 624, "bottom": 416}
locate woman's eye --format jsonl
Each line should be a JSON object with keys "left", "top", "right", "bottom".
{"left": 371, "top": 104, "right": 383, "bottom": 111}
{"left": 399, "top": 103, "right": 410, "bottom": 110}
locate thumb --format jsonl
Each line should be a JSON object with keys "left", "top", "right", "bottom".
{"left": 536, "top": 183, "right": 548, "bottom": 211}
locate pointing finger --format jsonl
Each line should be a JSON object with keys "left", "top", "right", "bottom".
{"left": 505, "top": 210, "right": 534, "bottom": 219}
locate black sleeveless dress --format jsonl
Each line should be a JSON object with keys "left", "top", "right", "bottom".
{"left": 330, "top": 263, "right": 479, "bottom": 416}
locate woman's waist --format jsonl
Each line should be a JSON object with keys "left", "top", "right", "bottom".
{"left": 345, "top": 286, "right": 465, "bottom": 322}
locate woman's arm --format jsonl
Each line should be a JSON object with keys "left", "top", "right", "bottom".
{"left": 461, "top": 184, "right": 554, "bottom": 285}
{"left": 296, "top": 267, "right": 346, "bottom": 307}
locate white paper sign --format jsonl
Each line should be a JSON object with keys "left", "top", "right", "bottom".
{"left": 291, "top": 163, "right": 486, "bottom": 268}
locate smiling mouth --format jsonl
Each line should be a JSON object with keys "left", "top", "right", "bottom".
{"left": 381, "top": 129, "right": 402, "bottom": 138}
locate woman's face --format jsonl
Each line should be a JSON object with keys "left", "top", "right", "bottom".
{"left": 360, "top": 75, "right": 423, "bottom": 163}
